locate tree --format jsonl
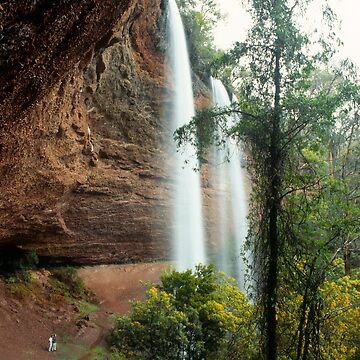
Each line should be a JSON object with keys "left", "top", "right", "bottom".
{"left": 264, "top": 63, "right": 359, "bottom": 358}
{"left": 175, "top": 1, "right": 359, "bottom": 359}
{"left": 109, "top": 265, "right": 257, "bottom": 359}
{"left": 276, "top": 258, "right": 360, "bottom": 359}
{"left": 175, "top": 0, "right": 224, "bottom": 78}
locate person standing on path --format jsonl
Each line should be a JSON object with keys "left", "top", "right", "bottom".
{"left": 52, "top": 334, "right": 57, "bottom": 351}
{"left": 48, "top": 335, "right": 53, "bottom": 352}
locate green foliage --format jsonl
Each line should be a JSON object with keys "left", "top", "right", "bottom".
{"left": 175, "top": 1, "right": 359, "bottom": 358}
{"left": 75, "top": 300, "right": 99, "bottom": 325}
{"left": 174, "top": 103, "right": 243, "bottom": 165}
{"left": 1, "top": 248, "right": 39, "bottom": 297}
{"left": 109, "top": 348, "right": 129, "bottom": 360}
{"left": 5, "top": 271, "right": 36, "bottom": 299}
{"left": 109, "top": 265, "right": 257, "bottom": 359}
{"left": 276, "top": 259, "right": 360, "bottom": 359}
{"left": 5, "top": 270, "right": 32, "bottom": 284}
{"left": 86, "top": 345, "right": 108, "bottom": 360}
{"left": 175, "top": 0, "right": 223, "bottom": 78}
{"left": 50, "top": 266, "right": 90, "bottom": 299}
{"left": 276, "top": 77, "right": 359, "bottom": 359}
{"left": 111, "top": 289, "right": 189, "bottom": 359}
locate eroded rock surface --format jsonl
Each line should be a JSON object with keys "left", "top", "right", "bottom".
{"left": 0, "top": 0, "right": 172, "bottom": 263}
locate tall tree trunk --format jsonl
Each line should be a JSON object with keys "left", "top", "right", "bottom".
{"left": 266, "top": 41, "right": 281, "bottom": 360}
{"left": 267, "top": 181, "right": 279, "bottom": 360}
{"left": 341, "top": 116, "right": 356, "bottom": 276}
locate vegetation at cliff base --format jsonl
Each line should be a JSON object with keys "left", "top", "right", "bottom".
{"left": 109, "top": 263, "right": 359, "bottom": 359}
{"left": 109, "top": 265, "right": 257, "bottom": 359}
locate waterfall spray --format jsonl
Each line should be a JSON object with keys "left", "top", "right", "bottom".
{"left": 167, "top": 0, "right": 206, "bottom": 271}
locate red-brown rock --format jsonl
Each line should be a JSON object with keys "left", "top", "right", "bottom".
{"left": 0, "top": 0, "right": 173, "bottom": 264}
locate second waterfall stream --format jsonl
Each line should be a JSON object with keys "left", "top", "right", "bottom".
{"left": 166, "top": 0, "right": 249, "bottom": 290}
{"left": 210, "top": 77, "right": 249, "bottom": 289}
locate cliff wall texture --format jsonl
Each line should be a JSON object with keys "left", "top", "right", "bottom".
{"left": 0, "top": 0, "right": 173, "bottom": 263}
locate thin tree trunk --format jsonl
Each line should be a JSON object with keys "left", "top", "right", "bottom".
{"left": 343, "top": 239, "right": 351, "bottom": 275}
{"left": 341, "top": 115, "right": 356, "bottom": 276}
{"left": 302, "top": 302, "right": 315, "bottom": 360}
{"left": 296, "top": 286, "right": 309, "bottom": 360}
{"left": 328, "top": 140, "right": 333, "bottom": 176}
{"left": 267, "top": 188, "right": 279, "bottom": 360}
{"left": 266, "top": 40, "right": 282, "bottom": 360}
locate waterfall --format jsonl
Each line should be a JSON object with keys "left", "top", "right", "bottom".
{"left": 167, "top": 0, "right": 206, "bottom": 271}
{"left": 210, "top": 78, "right": 248, "bottom": 289}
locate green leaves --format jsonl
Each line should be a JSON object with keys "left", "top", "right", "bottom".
{"left": 110, "top": 288, "right": 189, "bottom": 359}
{"left": 109, "top": 265, "right": 257, "bottom": 359}
{"left": 174, "top": 1, "right": 359, "bottom": 358}
{"left": 175, "top": 0, "right": 224, "bottom": 77}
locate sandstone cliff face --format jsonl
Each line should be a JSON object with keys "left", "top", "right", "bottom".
{"left": 0, "top": 0, "right": 173, "bottom": 263}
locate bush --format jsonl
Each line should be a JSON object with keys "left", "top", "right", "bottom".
{"left": 109, "top": 348, "right": 129, "bottom": 360}
{"left": 1, "top": 248, "right": 38, "bottom": 296}
{"left": 5, "top": 270, "right": 36, "bottom": 299}
{"left": 50, "top": 266, "right": 88, "bottom": 298}
{"left": 109, "top": 264, "right": 257, "bottom": 359}
{"left": 75, "top": 300, "right": 99, "bottom": 326}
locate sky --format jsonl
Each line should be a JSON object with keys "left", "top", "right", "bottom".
{"left": 213, "top": 0, "right": 360, "bottom": 67}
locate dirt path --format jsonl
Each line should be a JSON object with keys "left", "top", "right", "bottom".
{"left": 0, "top": 278, "right": 76, "bottom": 360}
{"left": 75, "top": 262, "right": 168, "bottom": 359}
{"left": 0, "top": 263, "right": 167, "bottom": 360}
{"left": 78, "top": 262, "right": 168, "bottom": 314}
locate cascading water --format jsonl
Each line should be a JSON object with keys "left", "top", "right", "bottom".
{"left": 210, "top": 77, "right": 248, "bottom": 289}
{"left": 167, "top": 0, "right": 206, "bottom": 271}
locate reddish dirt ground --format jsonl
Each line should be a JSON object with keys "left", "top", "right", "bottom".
{"left": 0, "top": 281, "right": 61, "bottom": 360}
{"left": 78, "top": 262, "right": 168, "bottom": 314}
{"left": 0, "top": 263, "right": 167, "bottom": 360}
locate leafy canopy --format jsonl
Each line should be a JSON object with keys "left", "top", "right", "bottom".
{"left": 174, "top": 0, "right": 359, "bottom": 358}
{"left": 175, "top": 0, "right": 224, "bottom": 77}
{"left": 109, "top": 264, "right": 257, "bottom": 359}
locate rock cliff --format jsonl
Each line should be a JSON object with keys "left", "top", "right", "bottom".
{"left": 0, "top": 0, "right": 174, "bottom": 263}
